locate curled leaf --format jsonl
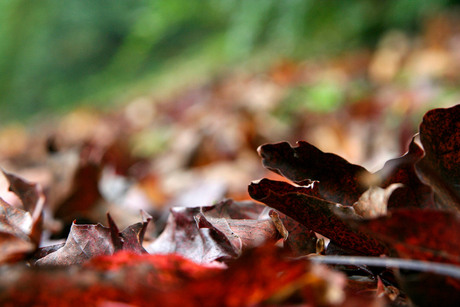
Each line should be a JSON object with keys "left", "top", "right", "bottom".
{"left": 353, "top": 183, "right": 403, "bottom": 218}
{"left": 257, "top": 141, "right": 370, "bottom": 206}
{"left": 0, "top": 198, "right": 36, "bottom": 263}
{"left": 377, "top": 139, "right": 435, "bottom": 210}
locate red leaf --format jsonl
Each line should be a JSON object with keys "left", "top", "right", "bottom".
{"left": 2, "top": 169, "right": 45, "bottom": 216}
{"left": 416, "top": 104, "right": 460, "bottom": 211}
{"left": 270, "top": 209, "right": 318, "bottom": 256}
{"left": 356, "top": 209, "right": 460, "bottom": 264}
{"left": 147, "top": 199, "right": 277, "bottom": 263}
{"left": 54, "top": 155, "right": 102, "bottom": 221}
{"left": 257, "top": 138, "right": 439, "bottom": 212}
{"left": 2, "top": 170, "right": 44, "bottom": 243}
{"left": 249, "top": 179, "right": 387, "bottom": 256}
{"left": 377, "top": 139, "right": 435, "bottom": 210}
{"left": 36, "top": 222, "right": 114, "bottom": 265}
{"left": 397, "top": 271, "right": 460, "bottom": 307}
{"left": 0, "top": 198, "right": 37, "bottom": 263}
{"left": 1, "top": 245, "right": 346, "bottom": 306}
{"left": 36, "top": 212, "right": 151, "bottom": 265}
{"left": 257, "top": 141, "right": 370, "bottom": 206}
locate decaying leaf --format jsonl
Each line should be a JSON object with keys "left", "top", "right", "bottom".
{"left": 36, "top": 222, "right": 114, "bottom": 265}
{"left": 147, "top": 199, "right": 279, "bottom": 263}
{"left": 36, "top": 211, "right": 151, "bottom": 265}
{"left": 0, "top": 198, "right": 37, "bottom": 263}
{"left": 257, "top": 141, "right": 370, "bottom": 206}
{"left": 269, "top": 210, "right": 318, "bottom": 256}
{"left": 249, "top": 105, "right": 460, "bottom": 305}
{"left": 355, "top": 209, "right": 460, "bottom": 264}
{"left": 416, "top": 105, "right": 460, "bottom": 211}
{"left": 377, "top": 139, "right": 436, "bottom": 210}
{"left": 249, "top": 178, "right": 387, "bottom": 256}
{"left": 2, "top": 169, "right": 45, "bottom": 216}
{"left": 353, "top": 183, "right": 403, "bottom": 218}
{"left": 0, "top": 245, "right": 347, "bottom": 307}
{"left": 0, "top": 171, "right": 44, "bottom": 263}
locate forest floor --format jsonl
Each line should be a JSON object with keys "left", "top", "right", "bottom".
{"left": 0, "top": 14, "right": 460, "bottom": 306}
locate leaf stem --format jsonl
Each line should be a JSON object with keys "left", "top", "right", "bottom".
{"left": 308, "top": 255, "right": 460, "bottom": 279}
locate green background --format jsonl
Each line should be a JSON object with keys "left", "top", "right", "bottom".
{"left": 0, "top": 0, "right": 453, "bottom": 123}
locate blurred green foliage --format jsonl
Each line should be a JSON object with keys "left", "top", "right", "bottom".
{"left": 0, "top": 0, "right": 453, "bottom": 123}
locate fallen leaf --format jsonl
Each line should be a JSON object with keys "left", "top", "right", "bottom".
{"left": 356, "top": 209, "right": 460, "bottom": 264}
{"left": 353, "top": 184, "right": 403, "bottom": 218}
{"left": 269, "top": 210, "right": 318, "bottom": 256}
{"left": 257, "top": 141, "right": 370, "bottom": 206}
{"left": 2, "top": 169, "right": 45, "bottom": 215}
{"left": 53, "top": 148, "right": 102, "bottom": 222}
{"left": 0, "top": 198, "right": 39, "bottom": 263}
{"left": 248, "top": 179, "right": 387, "bottom": 256}
{"left": 377, "top": 138, "right": 436, "bottom": 210}
{"left": 36, "top": 211, "right": 151, "bottom": 265}
{"left": 397, "top": 270, "right": 460, "bottom": 307}
{"left": 416, "top": 104, "right": 460, "bottom": 211}
{"left": 0, "top": 245, "right": 346, "bottom": 307}
{"left": 36, "top": 222, "right": 113, "bottom": 265}
{"left": 147, "top": 199, "right": 277, "bottom": 263}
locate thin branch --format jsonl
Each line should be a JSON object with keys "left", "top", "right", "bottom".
{"left": 308, "top": 255, "right": 460, "bottom": 279}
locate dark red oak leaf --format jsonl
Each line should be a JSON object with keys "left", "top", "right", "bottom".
{"left": 256, "top": 137, "right": 440, "bottom": 211}
{"left": 248, "top": 179, "right": 387, "bottom": 256}
{"left": 147, "top": 206, "right": 239, "bottom": 263}
{"left": 35, "top": 222, "right": 114, "bottom": 265}
{"left": 397, "top": 271, "right": 460, "bottom": 307}
{"left": 2, "top": 169, "right": 45, "bottom": 215}
{"left": 107, "top": 210, "right": 151, "bottom": 254}
{"left": 147, "top": 199, "right": 278, "bottom": 263}
{"left": 53, "top": 152, "right": 102, "bottom": 222}
{"left": 0, "top": 245, "right": 346, "bottom": 307}
{"left": 2, "top": 170, "right": 44, "bottom": 244}
{"left": 355, "top": 209, "right": 460, "bottom": 264}
{"left": 257, "top": 141, "right": 370, "bottom": 206}
{"left": 376, "top": 139, "right": 435, "bottom": 210}
{"left": 0, "top": 198, "right": 37, "bottom": 263}
{"left": 36, "top": 211, "right": 151, "bottom": 265}
{"left": 196, "top": 213, "right": 278, "bottom": 250}
{"left": 270, "top": 210, "right": 318, "bottom": 256}
{"left": 416, "top": 104, "right": 460, "bottom": 211}
{"left": 0, "top": 171, "right": 44, "bottom": 263}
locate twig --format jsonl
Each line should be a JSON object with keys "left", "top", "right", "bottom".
{"left": 308, "top": 255, "right": 460, "bottom": 279}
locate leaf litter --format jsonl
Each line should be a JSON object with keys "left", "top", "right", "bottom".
{"left": 0, "top": 104, "right": 458, "bottom": 306}
{"left": 2, "top": 21, "right": 460, "bottom": 305}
